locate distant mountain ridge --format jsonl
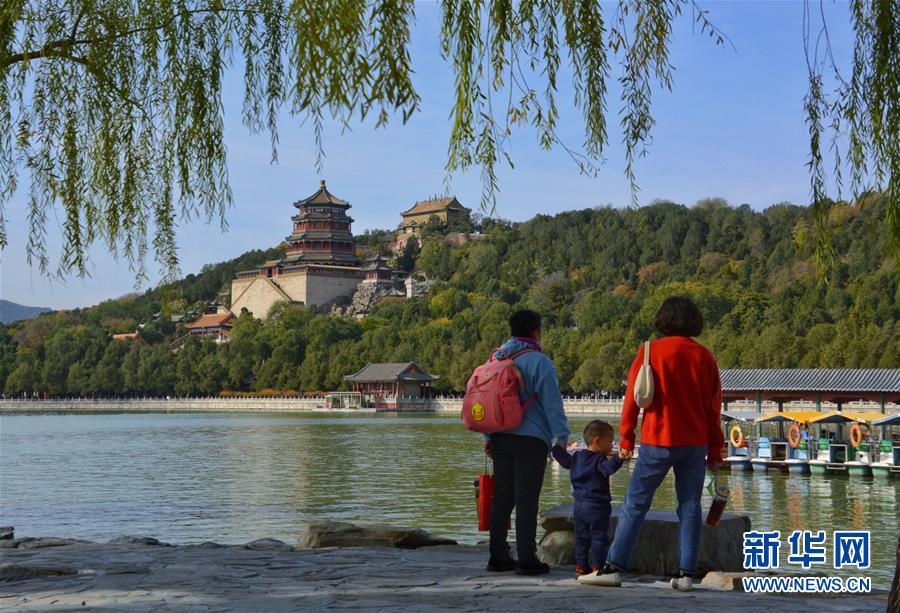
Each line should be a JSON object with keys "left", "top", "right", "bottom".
{"left": 0, "top": 299, "right": 52, "bottom": 323}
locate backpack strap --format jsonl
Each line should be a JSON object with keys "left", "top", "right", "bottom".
{"left": 509, "top": 348, "right": 539, "bottom": 408}
{"left": 509, "top": 347, "right": 538, "bottom": 360}
{"left": 489, "top": 347, "right": 538, "bottom": 362}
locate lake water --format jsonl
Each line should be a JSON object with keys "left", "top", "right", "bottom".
{"left": 1, "top": 412, "right": 897, "bottom": 586}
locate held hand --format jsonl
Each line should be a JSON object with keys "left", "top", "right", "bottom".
{"left": 618, "top": 448, "right": 633, "bottom": 460}
{"left": 483, "top": 440, "right": 492, "bottom": 458}
{"left": 707, "top": 457, "right": 722, "bottom": 471}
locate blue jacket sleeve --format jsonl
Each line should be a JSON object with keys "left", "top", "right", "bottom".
{"left": 535, "top": 359, "right": 570, "bottom": 446}
{"left": 551, "top": 445, "right": 572, "bottom": 469}
{"left": 596, "top": 455, "right": 623, "bottom": 478}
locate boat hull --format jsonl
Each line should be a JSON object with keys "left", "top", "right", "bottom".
{"left": 785, "top": 459, "right": 809, "bottom": 474}
{"left": 750, "top": 459, "right": 768, "bottom": 472}
{"left": 808, "top": 461, "right": 828, "bottom": 475}
{"left": 870, "top": 463, "right": 896, "bottom": 479}
{"left": 844, "top": 462, "right": 872, "bottom": 477}
{"left": 725, "top": 456, "right": 752, "bottom": 471}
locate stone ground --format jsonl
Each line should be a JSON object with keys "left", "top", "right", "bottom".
{"left": 0, "top": 540, "right": 890, "bottom": 612}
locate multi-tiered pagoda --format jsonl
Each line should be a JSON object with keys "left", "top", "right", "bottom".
{"left": 229, "top": 181, "right": 363, "bottom": 318}
{"left": 284, "top": 180, "right": 360, "bottom": 266}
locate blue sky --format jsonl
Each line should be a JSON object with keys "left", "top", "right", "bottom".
{"left": 1, "top": 1, "right": 854, "bottom": 310}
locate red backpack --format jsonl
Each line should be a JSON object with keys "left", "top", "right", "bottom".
{"left": 461, "top": 347, "right": 538, "bottom": 433}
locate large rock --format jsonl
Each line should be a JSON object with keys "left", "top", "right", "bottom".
{"left": 330, "top": 282, "right": 405, "bottom": 318}
{"left": 536, "top": 530, "right": 576, "bottom": 566}
{"left": 16, "top": 538, "right": 89, "bottom": 550}
{"left": 538, "top": 503, "right": 749, "bottom": 575}
{"left": 298, "top": 522, "right": 456, "bottom": 549}
{"left": 0, "top": 564, "right": 79, "bottom": 581}
{"left": 245, "top": 538, "right": 293, "bottom": 552}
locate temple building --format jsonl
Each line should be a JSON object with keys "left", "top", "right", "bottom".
{"left": 361, "top": 255, "right": 397, "bottom": 284}
{"left": 395, "top": 196, "right": 470, "bottom": 250}
{"left": 230, "top": 181, "right": 363, "bottom": 318}
{"left": 172, "top": 309, "right": 235, "bottom": 348}
{"left": 344, "top": 362, "right": 440, "bottom": 401}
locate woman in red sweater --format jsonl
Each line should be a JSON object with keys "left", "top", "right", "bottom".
{"left": 584, "top": 296, "right": 722, "bottom": 592}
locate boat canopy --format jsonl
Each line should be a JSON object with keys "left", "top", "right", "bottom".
{"left": 872, "top": 413, "right": 900, "bottom": 426}
{"left": 754, "top": 411, "right": 822, "bottom": 424}
{"left": 721, "top": 410, "right": 761, "bottom": 422}
{"left": 808, "top": 411, "right": 886, "bottom": 424}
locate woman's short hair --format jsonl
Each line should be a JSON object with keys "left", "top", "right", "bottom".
{"left": 654, "top": 296, "right": 704, "bottom": 337}
{"left": 509, "top": 309, "right": 542, "bottom": 338}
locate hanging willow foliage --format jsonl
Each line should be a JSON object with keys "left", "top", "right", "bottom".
{"left": 804, "top": 0, "right": 898, "bottom": 274}
{"left": 0, "top": 0, "right": 896, "bottom": 280}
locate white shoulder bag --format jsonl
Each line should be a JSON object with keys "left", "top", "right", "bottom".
{"left": 633, "top": 340, "right": 654, "bottom": 409}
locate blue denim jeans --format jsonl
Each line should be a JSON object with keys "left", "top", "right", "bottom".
{"left": 606, "top": 444, "right": 707, "bottom": 573}
{"left": 574, "top": 500, "right": 612, "bottom": 569}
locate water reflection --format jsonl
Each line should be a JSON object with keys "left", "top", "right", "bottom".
{"left": 1, "top": 413, "right": 896, "bottom": 586}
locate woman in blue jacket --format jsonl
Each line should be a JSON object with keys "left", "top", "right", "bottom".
{"left": 485, "top": 309, "right": 571, "bottom": 575}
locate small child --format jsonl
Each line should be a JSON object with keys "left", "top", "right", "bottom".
{"left": 551, "top": 420, "right": 627, "bottom": 577}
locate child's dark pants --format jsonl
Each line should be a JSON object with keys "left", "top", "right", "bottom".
{"left": 574, "top": 499, "right": 612, "bottom": 569}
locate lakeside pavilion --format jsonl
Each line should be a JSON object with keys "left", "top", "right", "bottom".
{"left": 720, "top": 368, "right": 900, "bottom": 413}
{"left": 344, "top": 362, "right": 439, "bottom": 402}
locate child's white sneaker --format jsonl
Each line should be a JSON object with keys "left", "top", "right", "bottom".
{"left": 577, "top": 566, "right": 621, "bottom": 587}
{"left": 670, "top": 575, "right": 693, "bottom": 592}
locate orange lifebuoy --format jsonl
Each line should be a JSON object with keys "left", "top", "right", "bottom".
{"left": 729, "top": 425, "right": 744, "bottom": 448}
{"left": 788, "top": 423, "right": 802, "bottom": 448}
{"left": 849, "top": 423, "right": 865, "bottom": 447}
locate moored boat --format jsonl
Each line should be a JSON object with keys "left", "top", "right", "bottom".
{"left": 871, "top": 413, "right": 900, "bottom": 479}
{"left": 721, "top": 411, "right": 759, "bottom": 471}
{"left": 750, "top": 411, "right": 820, "bottom": 473}
{"left": 807, "top": 411, "right": 885, "bottom": 476}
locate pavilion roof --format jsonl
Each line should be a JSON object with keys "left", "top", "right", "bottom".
{"left": 720, "top": 369, "right": 900, "bottom": 394}
{"left": 293, "top": 180, "right": 350, "bottom": 208}
{"left": 185, "top": 312, "right": 234, "bottom": 329}
{"left": 400, "top": 196, "right": 468, "bottom": 217}
{"left": 344, "top": 362, "right": 439, "bottom": 383}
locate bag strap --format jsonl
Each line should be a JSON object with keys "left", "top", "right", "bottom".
{"left": 643, "top": 340, "right": 651, "bottom": 366}
{"left": 509, "top": 347, "right": 538, "bottom": 360}
{"left": 490, "top": 347, "right": 538, "bottom": 362}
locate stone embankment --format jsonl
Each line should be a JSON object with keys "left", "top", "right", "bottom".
{"left": 0, "top": 397, "right": 625, "bottom": 414}
{"left": 0, "top": 525, "right": 889, "bottom": 612}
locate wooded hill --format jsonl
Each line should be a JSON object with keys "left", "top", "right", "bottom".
{"left": 1, "top": 194, "right": 896, "bottom": 396}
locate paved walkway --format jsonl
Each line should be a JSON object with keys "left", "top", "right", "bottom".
{"left": 0, "top": 540, "right": 889, "bottom": 612}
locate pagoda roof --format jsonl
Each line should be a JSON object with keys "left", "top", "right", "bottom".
{"left": 283, "top": 252, "right": 360, "bottom": 265}
{"left": 400, "top": 196, "right": 469, "bottom": 217}
{"left": 185, "top": 312, "right": 235, "bottom": 330}
{"left": 293, "top": 180, "right": 350, "bottom": 208}
{"left": 286, "top": 231, "right": 355, "bottom": 241}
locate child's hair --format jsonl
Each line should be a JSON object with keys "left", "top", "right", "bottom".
{"left": 583, "top": 420, "right": 614, "bottom": 444}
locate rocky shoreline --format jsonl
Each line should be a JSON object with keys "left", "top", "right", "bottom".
{"left": 0, "top": 526, "right": 890, "bottom": 612}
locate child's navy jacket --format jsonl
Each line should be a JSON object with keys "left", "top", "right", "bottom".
{"left": 551, "top": 447, "right": 623, "bottom": 504}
